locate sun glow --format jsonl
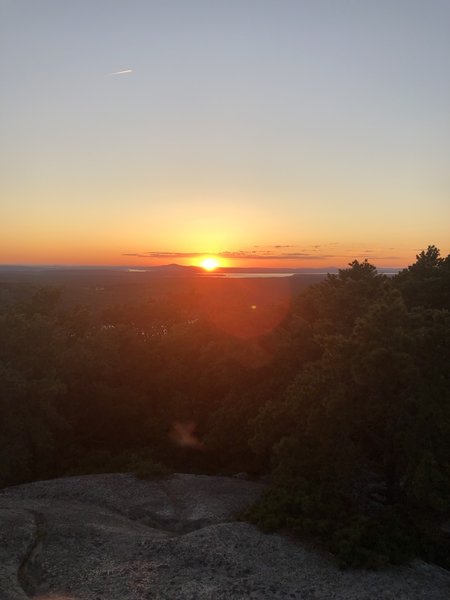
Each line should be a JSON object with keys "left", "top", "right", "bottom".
{"left": 200, "top": 257, "right": 220, "bottom": 271}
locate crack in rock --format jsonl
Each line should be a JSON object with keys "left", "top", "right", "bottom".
{"left": 17, "top": 511, "right": 47, "bottom": 598}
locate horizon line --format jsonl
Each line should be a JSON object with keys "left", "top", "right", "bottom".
{"left": 0, "top": 262, "right": 403, "bottom": 271}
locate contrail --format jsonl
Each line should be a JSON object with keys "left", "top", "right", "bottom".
{"left": 110, "top": 69, "right": 133, "bottom": 75}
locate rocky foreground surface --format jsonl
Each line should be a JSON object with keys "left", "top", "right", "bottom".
{"left": 0, "top": 473, "right": 449, "bottom": 600}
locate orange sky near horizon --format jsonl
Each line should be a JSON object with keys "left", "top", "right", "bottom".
{"left": 1, "top": 172, "right": 449, "bottom": 269}
{"left": 1, "top": 2, "right": 449, "bottom": 270}
{"left": 0, "top": 225, "right": 446, "bottom": 270}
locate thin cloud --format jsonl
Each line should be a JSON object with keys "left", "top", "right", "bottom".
{"left": 123, "top": 252, "right": 203, "bottom": 259}
{"left": 122, "top": 248, "right": 403, "bottom": 263}
{"left": 123, "top": 250, "right": 337, "bottom": 260}
{"left": 360, "top": 255, "right": 401, "bottom": 260}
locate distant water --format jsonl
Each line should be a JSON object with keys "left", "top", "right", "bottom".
{"left": 217, "top": 273, "right": 303, "bottom": 278}
{"left": 216, "top": 271, "right": 397, "bottom": 278}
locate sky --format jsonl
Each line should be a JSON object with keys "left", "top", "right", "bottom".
{"left": 1, "top": 0, "right": 449, "bottom": 268}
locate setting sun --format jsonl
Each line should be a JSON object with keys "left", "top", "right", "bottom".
{"left": 200, "top": 257, "right": 219, "bottom": 271}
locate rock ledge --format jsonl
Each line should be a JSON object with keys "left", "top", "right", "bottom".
{"left": 0, "top": 473, "right": 449, "bottom": 599}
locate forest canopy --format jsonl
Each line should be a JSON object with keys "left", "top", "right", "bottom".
{"left": 1, "top": 245, "right": 449, "bottom": 568}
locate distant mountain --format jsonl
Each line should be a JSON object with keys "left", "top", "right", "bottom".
{"left": 142, "top": 263, "right": 203, "bottom": 275}
{"left": 152, "top": 263, "right": 201, "bottom": 271}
